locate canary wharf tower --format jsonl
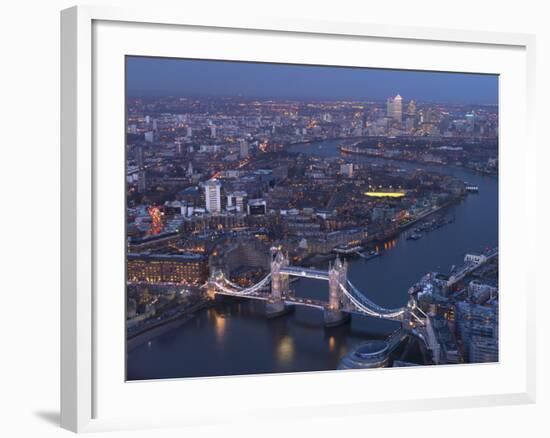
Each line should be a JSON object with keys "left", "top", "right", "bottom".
{"left": 386, "top": 94, "right": 403, "bottom": 123}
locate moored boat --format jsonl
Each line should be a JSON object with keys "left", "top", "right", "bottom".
{"left": 407, "top": 232, "right": 422, "bottom": 240}
{"left": 358, "top": 250, "right": 381, "bottom": 260}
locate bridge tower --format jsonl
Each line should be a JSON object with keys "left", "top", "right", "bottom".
{"left": 325, "top": 257, "right": 350, "bottom": 327}
{"left": 266, "top": 249, "right": 290, "bottom": 317}
{"left": 206, "top": 270, "right": 222, "bottom": 301}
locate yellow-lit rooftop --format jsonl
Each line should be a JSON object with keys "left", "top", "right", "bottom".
{"left": 364, "top": 191, "right": 406, "bottom": 198}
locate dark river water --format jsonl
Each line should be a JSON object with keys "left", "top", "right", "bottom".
{"left": 127, "top": 138, "right": 498, "bottom": 380}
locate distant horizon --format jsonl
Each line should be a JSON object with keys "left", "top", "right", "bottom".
{"left": 126, "top": 56, "right": 499, "bottom": 105}
{"left": 126, "top": 91, "right": 499, "bottom": 107}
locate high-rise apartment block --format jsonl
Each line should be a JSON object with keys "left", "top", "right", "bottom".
{"left": 204, "top": 179, "right": 222, "bottom": 213}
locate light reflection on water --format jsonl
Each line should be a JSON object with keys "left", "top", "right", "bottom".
{"left": 276, "top": 335, "right": 295, "bottom": 367}
{"left": 212, "top": 310, "right": 227, "bottom": 344}
{"left": 328, "top": 335, "right": 335, "bottom": 352}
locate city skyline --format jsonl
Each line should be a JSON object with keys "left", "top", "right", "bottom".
{"left": 126, "top": 56, "right": 499, "bottom": 104}
{"left": 125, "top": 58, "right": 499, "bottom": 379}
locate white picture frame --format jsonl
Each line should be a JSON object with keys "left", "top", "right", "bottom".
{"left": 60, "top": 4, "right": 537, "bottom": 433}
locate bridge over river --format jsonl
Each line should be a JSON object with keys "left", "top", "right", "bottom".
{"left": 208, "top": 245, "right": 497, "bottom": 330}
{"left": 208, "top": 249, "right": 423, "bottom": 327}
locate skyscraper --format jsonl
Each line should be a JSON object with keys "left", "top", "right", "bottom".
{"left": 204, "top": 179, "right": 222, "bottom": 213}
{"left": 406, "top": 100, "right": 417, "bottom": 132}
{"left": 386, "top": 94, "right": 403, "bottom": 123}
{"left": 386, "top": 97, "right": 393, "bottom": 117}
{"left": 407, "top": 100, "right": 417, "bottom": 117}
{"left": 392, "top": 94, "right": 403, "bottom": 122}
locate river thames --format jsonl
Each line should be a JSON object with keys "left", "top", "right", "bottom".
{"left": 127, "top": 138, "right": 498, "bottom": 380}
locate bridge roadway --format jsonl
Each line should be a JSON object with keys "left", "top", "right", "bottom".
{"left": 213, "top": 287, "right": 404, "bottom": 316}
{"left": 212, "top": 288, "right": 332, "bottom": 310}
{"left": 279, "top": 266, "right": 329, "bottom": 281}
{"left": 283, "top": 296, "right": 328, "bottom": 309}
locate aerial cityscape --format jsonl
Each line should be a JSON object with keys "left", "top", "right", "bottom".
{"left": 125, "top": 57, "right": 499, "bottom": 380}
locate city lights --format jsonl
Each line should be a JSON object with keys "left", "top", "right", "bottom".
{"left": 125, "top": 56, "right": 499, "bottom": 380}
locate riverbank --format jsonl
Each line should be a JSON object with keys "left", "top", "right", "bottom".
{"left": 127, "top": 299, "right": 213, "bottom": 351}
{"left": 340, "top": 146, "right": 498, "bottom": 177}
{"left": 398, "top": 199, "right": 459, "bottom": 231}
{"left": 300, "top": 199, "right": 459, "bottom": 268}
{"left": 287, "top": 136, "right": 365, "bottom": 147}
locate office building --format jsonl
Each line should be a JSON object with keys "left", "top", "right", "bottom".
{"left": 144, "top": 131, "right": 154, "bottom": 143}
{"left": 227, "top": 191, "right": 248, "bottom": 213}
{"left": 386, "top": 94, "right": 403, "bottom": 122}
{"left": 204, "top": 179, "right": 222, "bottom": 213}
{"left": 469, "top": 336, "right": 498, "bottom": 363}
{"left": 127, "top": 253, "right": 208, "bottom": 285}
{"left": 455, "top": 301, "right": 498, "bottom": 362}
{"left": 406, "top": 100, "right": 417, "bottom": 131}
{"left": 407, "top": 100, "right": 417, "bottom": 117}
{"left": 248, "top": 198, "right": 267, "bottom": 216}
{"left": 338, "top": 340, "right": 390, "bottom": 369}
{"left": 340, "top": 163, "right": 353, "bottom": 178}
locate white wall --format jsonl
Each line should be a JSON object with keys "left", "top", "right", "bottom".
{"left": 0, "top": 1, "right": 547, "bottom": 437}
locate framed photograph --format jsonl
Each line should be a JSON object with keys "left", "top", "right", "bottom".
{"left": 61, "top": 5, "right": 536, "bottom": 432}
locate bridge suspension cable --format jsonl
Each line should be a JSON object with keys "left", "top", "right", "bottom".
{"left": 213, "top": 273, "right": 272, "bottom": 296}
{"left": 220, "top": 276, "right": 245, "bottom": 290}
{"left": 346, "top": 280, "right": 405, "bottom": 315}
{"left": 340, "top": 281, "right": 406, "bottom": 320}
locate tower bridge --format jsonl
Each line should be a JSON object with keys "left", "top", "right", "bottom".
{"left": 207, "top": 249, "right": 422, "bottom": 327}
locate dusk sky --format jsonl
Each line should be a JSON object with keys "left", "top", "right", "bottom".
{"left": 126, "top": 56, "right": 498, "bottom": 104}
